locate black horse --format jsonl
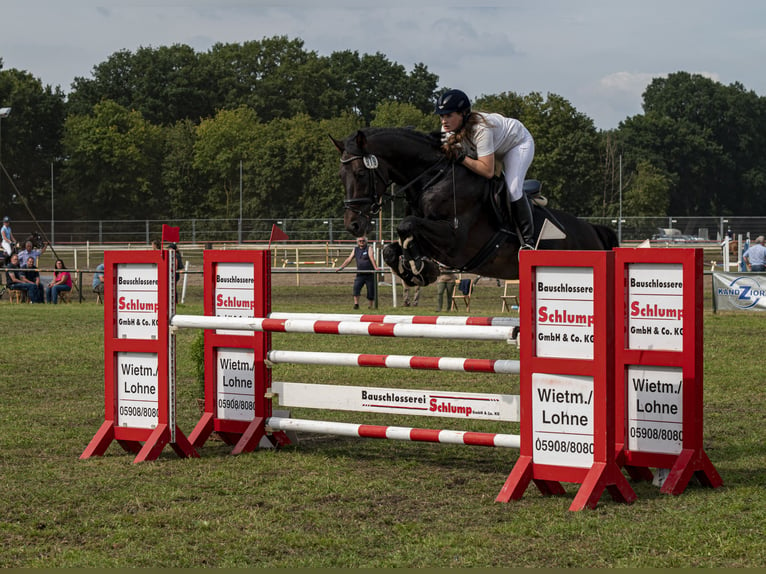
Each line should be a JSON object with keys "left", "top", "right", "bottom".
{"left": 332, "top": 127, "right": 618, "bottom": 286}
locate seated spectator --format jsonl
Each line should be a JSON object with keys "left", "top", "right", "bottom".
{"left": 17, "top": 239, "right": 47, "bottom": 267}
{"left": 22, "top": 256, "right": 45, "bottom": 303}
{"left": 6, "top": 253, "right": 43, "bottom": 302}
{"left": 92, "top": 262, "right": 105, "bottom": 301}
{"left": 46, "top": 259, "right": 72, "bottom": 304}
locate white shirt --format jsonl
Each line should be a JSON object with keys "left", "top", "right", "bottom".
{"left": 472, "top": 112, "right": 530, "bottom": 156}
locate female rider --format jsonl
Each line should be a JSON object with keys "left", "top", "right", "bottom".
{"left": 435, "top": 89, "right": 536, "bottom": 250}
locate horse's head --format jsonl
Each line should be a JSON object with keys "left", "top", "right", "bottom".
{"left": 331, "top": 130, "right": 392, "bottom": 237}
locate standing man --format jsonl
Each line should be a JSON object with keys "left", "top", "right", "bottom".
{"left": 17, "top": 240, "right": 47, "bottom": 267}
{"left": 743, "top": 235, "right": 766, "bottom": 272}
{"left": 337, "top": 236, "right": 379, "bottom": 310}
{"left": 1, "top": 216, "right": 15, "bottom": 259}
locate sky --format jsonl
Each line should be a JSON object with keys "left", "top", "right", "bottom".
{"left": 2, "top": 0, "right": 766, "bottom": 131}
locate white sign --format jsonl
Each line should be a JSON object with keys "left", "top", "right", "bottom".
{"left": 117, "top": 352, "right": 159, "bottom": 429}
{"left": 535, "top": 267, "right": 595, "bottom": 359}
{"left": 116, "top": 264, "right": 159, "bottom": 339}
{"left": 216, "top": 348, "right": 256, "bottom": 421}
{"left": 271, "top": 382, "right": 520, "bottom": 422}
{"left": 626, "top": 365, "right": 683, "bottom": 454}
{"left": 531, "top": 373, "right": 594, "bottom": 468}
{"left": 626, "top": 263, "right": 684, "bottom": 351}
{"left": 712, "top": 272, "right": 766, "bottom": 311}
{"left": 214, "top": 262, "right": 255, "bottom": 335}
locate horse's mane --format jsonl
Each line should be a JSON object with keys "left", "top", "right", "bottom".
{"left": 348, "top": 127, "right": 443, "bottom": 162}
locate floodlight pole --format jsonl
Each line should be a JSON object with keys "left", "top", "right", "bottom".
{"left": 618, "top": 154, "right": 622, "bottom": 245}
{"left": 0, "top": 107, "right": 11, "bottom": 198}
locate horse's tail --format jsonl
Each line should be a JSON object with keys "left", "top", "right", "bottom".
{"left": 592, "top": 224, "right": 620, "bottom": 250}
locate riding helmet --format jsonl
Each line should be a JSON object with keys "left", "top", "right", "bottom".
{"left": 435, "top": 89, "right": 471, "bottom": 115}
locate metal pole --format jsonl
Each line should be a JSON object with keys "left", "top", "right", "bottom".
{"left": 238, "top": 160, "right": 243, "bottom": 244}
{"left": 50, "top": 162, "right": 54, "bottom": 245}
{"left": 618, "top": 154, "right": 622, "bottom": 245}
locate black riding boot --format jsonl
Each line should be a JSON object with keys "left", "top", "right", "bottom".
{"left": 509, "top": 195, "right": 536, "bottom": 250}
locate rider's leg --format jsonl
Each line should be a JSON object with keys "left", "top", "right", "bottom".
{"left": 502, "top": 134, "right": 536, "bottom": 249}
{"left": 510, "top": 194, "right": 535, "bottom": 250}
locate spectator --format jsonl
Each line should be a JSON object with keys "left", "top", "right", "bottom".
{"left": 743, "top": 236, "right": 766, "bottom": 272}
{"left": 1, "top": 216, "right": 15, "bottom": 259}
{"left": 92, "top": 262, "right": 105, "bottom": 301}
{"left": 17, "top": 239, "right": 47, "bottom": 267}
{"left": 336, "top": 236, "right": 379, "bottom": 309}
{"left": 23, "top": 256, "right": 45, "bottom": 303}
{"left": 5, "top": 253, "right": 27, "bottom": 298}
{"left": 7, "top": 254, "right": 43, "bottom": 302}
{"left": 435, "top": 265, "right": 457, "bottom": 312}
{"left": 46, "top": 259, "right": 72, "bottom": 304}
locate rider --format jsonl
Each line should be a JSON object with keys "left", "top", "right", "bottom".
{"left": 435, "top": 89, "right": 536, "bottom": 250}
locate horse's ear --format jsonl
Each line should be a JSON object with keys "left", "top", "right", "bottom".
{"left": 354, "top": 130, "right": 367, "bottom": 152}
{"left": 329, "top": 135, "right": 345, "bottom": 154}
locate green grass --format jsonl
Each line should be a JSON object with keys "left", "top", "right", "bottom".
{"left": 0, "top": 283, "right": 763, "bottom": 567}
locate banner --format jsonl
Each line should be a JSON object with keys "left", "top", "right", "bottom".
{"left": 712, "top": 272, "right": 766, "bottom": 311}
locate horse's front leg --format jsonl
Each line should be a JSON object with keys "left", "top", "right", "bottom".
{"left": 384, "top": 216, "right": 445, "bottom": 287}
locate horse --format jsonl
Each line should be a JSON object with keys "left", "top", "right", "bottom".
{"left": 331, "top": 127, "right": 619, "bottom": 287}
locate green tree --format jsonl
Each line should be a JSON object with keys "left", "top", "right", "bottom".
{"left": 162, "top": 119, "right": 208, "bottom": 219}
{"left": 370, "top": 101, "right": 437, "bottom": 131}
{"left": 192, "top": 106, "right": 261, "bottom": 220}
{"left": 61, "top": 100, "right": 164, "bottom": 219}
{"left": 620, "top": 72, "right": 766, "bottom": 216}
{"left": 68, "top": 44, "right": 212, "bottom": 126}
{"left": 0, "top": 67, "right": 66, "bottom": 220}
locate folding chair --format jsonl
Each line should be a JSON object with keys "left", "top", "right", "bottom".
{"left": 450, "top": 276, "right": 476, "bottom": 312}
{"left": 500, "top": 280, "right": 519, "bottom": 312}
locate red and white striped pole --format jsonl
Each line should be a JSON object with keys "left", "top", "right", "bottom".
{"left": 171, "top": 315, "right": 516, "bottom": 342}
{"left": 266, "top": 417, "right": 520, "bottom": 448}
{"left": 268, "top": 349, "right": 519, "bottom": 374}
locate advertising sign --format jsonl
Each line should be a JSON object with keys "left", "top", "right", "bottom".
{"left": 214, "top": 262, "right": 256, "bottom": 335}
{"left": 535, "top": 267, "right": 595, "bottom": 359}
{"left": 712, "top": 272, "right": 766, "bottom": 311}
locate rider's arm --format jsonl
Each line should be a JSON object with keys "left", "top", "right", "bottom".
{"left": 462, "top": 153, "right": 495, "bottom": 179}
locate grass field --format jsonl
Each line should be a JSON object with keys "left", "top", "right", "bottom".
{"left": 0, "top": 280, "right": 764, "bottom": 567}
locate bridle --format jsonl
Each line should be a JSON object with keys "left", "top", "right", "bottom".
{"left": 340, "top": 152, "right": 450, "bottom": 219}
{"left": 340, "top": 154, "right": 390, "bottom": 217}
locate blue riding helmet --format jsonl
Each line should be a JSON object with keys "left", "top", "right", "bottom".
{"left": 435, "top": 89, "right": 471, "bottom": 115}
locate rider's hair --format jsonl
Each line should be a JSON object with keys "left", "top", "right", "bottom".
{"left": 442, "top": 111, "right": 486, "bottom": 153}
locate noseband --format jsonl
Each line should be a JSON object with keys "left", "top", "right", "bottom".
{"left": 340, "top": 154, "right": 390, "bottom": 217}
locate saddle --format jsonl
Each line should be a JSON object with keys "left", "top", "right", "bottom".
{"left": 488, "top": 178, "right": 549, "bottom": 233}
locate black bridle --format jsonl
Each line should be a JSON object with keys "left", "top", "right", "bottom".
{"left": 340, "top": 153, "right": 449, "bottom": 218}
{"left": 340, "top": 154, "right": 390, "bottom": 217}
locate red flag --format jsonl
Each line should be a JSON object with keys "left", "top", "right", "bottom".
{"left": 162, "top": 224, "right": 180, "bottom": 245}
{"left": 268, "top": 224, "right": 289, "bottom": 248}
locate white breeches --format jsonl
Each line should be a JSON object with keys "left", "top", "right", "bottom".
{"left": 500, "top": 133, "right": 535, "bottom": 201}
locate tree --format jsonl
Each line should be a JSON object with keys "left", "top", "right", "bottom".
{"left": 68, "top": 45, "right": 212, "bottom": 126}
{"left": 192, "top": 106, "right": 261, "bottom": 220}
{"left": 620, "top": 72, "right": 766, "bottom": 216}
{"left": 61, "top": 100, "right": 164, "bottom": 219}
{"left": 162, "top": 119, "right": 208, "bottom": 219}
{"left": 0, "top": 67, "right": 66, "bottom": 220}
